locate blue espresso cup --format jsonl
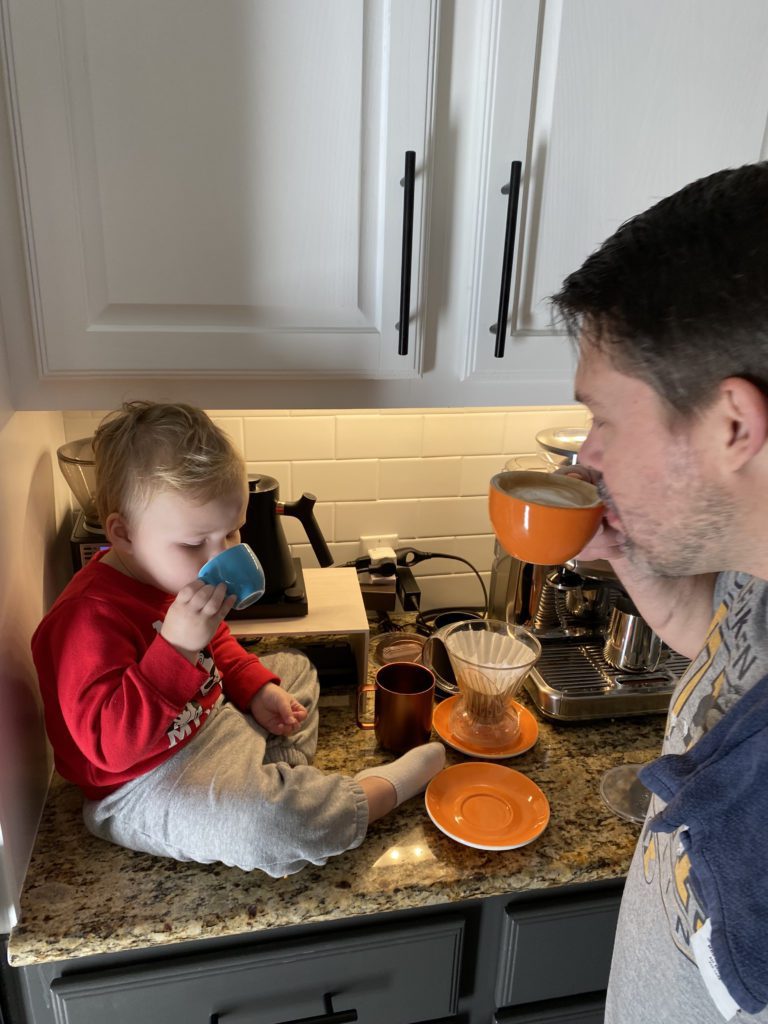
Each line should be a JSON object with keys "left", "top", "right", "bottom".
{"left": 197, "top": 543, "right": 266, "bottom": 610}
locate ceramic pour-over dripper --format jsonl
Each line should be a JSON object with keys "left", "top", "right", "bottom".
{"left": 442, "top": 619, "right": 541, "bottom": 750}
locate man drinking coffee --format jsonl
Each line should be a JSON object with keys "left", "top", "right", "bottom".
{"left": 552, "top": 161, "right": 768, "bottom": 1023}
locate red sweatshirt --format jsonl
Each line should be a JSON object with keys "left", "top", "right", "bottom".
{"left": 31, "top": 552, "right": 278, "bottom": 799}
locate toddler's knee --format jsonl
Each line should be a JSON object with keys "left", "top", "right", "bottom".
{"left": 273, "top": 650, "right": 318, "bottom": 692}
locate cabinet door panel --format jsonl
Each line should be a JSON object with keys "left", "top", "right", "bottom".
{"left": 49, "top": 918, "right": 464, "bottom": 1024}
{"left": 5, "top": 0, "right": 437, "bottom": 378}
{"left": 495, "top": 991, "right": 606, "bottom": 1023}
{"left": 466, "top": 0, "right": 768, "bottom": 384}
{"left": 495, "top": 890, "right": 621, "bottom": 1008}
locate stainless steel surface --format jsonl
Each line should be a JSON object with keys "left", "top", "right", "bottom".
{"left": 504, "top": 452, "right": 557, "bottom": 472}
{"left": 524, "top": 638, "right": 688, "bottom": 721}
{"left": 487, "top": 499, "right": 677, "bottom": 719}
{"left": 565, "top": 557, "right": 618, "bottom": 582}
{"left": 535, "top": 426, "right": 588, "bottom": 465}
{"left": 491, "top": 555, "right": 614, "bottom": 639}
{"left": 603, "top": 597, "right": 662, "bottom": 672}
{"left": 548, "top": 568, "right": 613, "bottom": 623}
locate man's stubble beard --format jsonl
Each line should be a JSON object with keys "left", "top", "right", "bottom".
{"left": 619, "top": 476, "right": 736, "bottom": 579}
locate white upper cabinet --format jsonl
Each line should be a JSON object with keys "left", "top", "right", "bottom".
{"left": 460, "top": 0, "right": 768, "bottom": 395}
{"left": 2, "top": 0, "right": 768, "bottom": 408}
{"left": 3, "top": 0, "right": 437, "bottom": 381}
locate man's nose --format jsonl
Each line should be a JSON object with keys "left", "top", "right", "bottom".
{"left": 578, "top": 422, "right": 601, "bottom": 469}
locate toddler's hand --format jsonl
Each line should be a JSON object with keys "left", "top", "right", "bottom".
{"left": 161, "top": 579, "right": 237, "bottom": 664}
{"left": 250, "top": 682, "right": 308, "bottom": 736}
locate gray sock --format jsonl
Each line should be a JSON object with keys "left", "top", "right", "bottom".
{"left": 355, "top": 742, "right": 446, "bottom": 805}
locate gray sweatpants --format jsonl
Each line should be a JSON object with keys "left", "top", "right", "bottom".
{"left": 82, "top": 652, "right": 369, "bottom": 876}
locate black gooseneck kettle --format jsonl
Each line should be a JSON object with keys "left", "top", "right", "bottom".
{"left": 239, "top": 475, "right": 333, "bottom": 601}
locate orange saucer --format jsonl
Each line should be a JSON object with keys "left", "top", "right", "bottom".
{"left": 432, "top": 696, "right": 538, "bottom": 759}
{"left": 425, "top": 762, "right": 550, "bottom": 850}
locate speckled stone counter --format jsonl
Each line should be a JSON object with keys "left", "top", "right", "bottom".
{"left": 8, "top": 627, "right": 665, "bottom": 968}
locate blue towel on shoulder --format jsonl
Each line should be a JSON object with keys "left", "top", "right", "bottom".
{"left": 639, "top": 674, "right": 768, "bottom": 1015}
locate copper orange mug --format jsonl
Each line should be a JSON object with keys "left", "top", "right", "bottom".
{"left": 489, "top": 469, "right": 603, "bottom": 565}
{"left": 357, "top": 662, "right": 435, "bottom": 752}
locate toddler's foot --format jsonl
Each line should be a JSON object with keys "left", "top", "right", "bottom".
{"left": 355, "top": 741, "right": 446, "bottom": 806}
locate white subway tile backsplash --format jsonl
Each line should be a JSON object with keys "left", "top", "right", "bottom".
{"left": 458, "top": 455, "right": 507, "bottom": 495}
{"left": 422, "top": 412, "right": 506, "bottom": 457}
{"left": 379, "top": 458, "right": 461, "bottom": 499}
{"left": 502, "top": 405, "right": 587, "bottom": 453}
{"left": 243, "top": 415, "right": 335, "bottom": 462}
{"left": 451, "top": 534, "right": 497, "bottom": 573}
{"left": 211, "top": 416, "right": 245, "bottom": 454}
{"left": 404, "top": 537, "right": 492, "bottom": 577}
{"left": 415, "top": 496, "right": 489, "bottom": 537}
{"left": 62, "top": 404, "right": 581, "bottom": 595}
{"left": 292, "top": 460, "right": 378, "bottom": 502}
{"left": 335, "top": 499, "right": 421, "bottom": 543}
{"left": 336, "top": 415, "right": 423, "bottom": 459}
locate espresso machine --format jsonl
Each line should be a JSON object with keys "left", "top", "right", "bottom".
{"left": 488, "top": 437, "right": 689, "bottom": 721}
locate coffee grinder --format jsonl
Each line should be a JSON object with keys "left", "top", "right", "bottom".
{"left": 57, "top": 437, "right": 110, "bottom": 572}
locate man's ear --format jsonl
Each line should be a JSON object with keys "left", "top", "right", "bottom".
{"left": 716, "top": 377, "right": 768, "bottom": 469}
{"left": 104, "top": 512, "right": 132, "bottom": 551}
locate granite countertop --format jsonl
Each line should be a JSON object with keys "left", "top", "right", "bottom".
{"left": 9, "top": 624, "right": 665, "bottom": 968}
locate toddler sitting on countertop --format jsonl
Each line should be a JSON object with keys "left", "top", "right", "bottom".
{"left": 32, "top": 401, "right": 444, "bottom": 875}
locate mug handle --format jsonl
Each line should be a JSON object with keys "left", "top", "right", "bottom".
{"left": 356, "top": 683, "right": 376, "bottom": 729}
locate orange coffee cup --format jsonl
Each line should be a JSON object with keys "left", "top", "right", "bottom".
{"left": 489, "top": 470, "right": 603, "bottom": 565}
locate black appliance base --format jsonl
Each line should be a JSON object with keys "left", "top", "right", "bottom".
{"left": 227, "top": 558, "right": 309, "bottom": 620}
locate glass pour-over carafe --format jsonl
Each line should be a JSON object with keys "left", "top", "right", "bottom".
{"left": 442, "top": 618, "right": 541, "bottom": 750}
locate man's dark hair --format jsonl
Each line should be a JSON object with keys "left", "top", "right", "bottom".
{"left": 551, "top": 162, "right": 768, "bottom": 417}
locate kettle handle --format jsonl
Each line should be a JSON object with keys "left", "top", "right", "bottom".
{"left": 277, "top": 493, "right": 334, "bottom": 567}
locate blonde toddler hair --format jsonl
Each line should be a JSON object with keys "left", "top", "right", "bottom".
{"left": 92, "top": 401, "right": 246, "bottom": 525}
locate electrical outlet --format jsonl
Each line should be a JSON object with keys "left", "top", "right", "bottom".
{"left": 359, "top": 533, "right": 398, "bottom": 555}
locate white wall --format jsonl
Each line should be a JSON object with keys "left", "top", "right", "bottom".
{"left": 0, "top": 345, "right": 67, "bottom": 929}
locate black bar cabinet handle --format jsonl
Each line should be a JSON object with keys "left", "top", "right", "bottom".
{"left": 396, "top": 149, "right": 416, "bottom": 355}
{"left": 212, "top": 994, "right": 358, "bottom": 1023}
{"left": 490, "top": 160, "right": 522, "bottom": 358}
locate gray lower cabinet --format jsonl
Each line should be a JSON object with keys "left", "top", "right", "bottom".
{"left": 14, "top": 881, "right": 623, "bottom": 1024}
{"left": 47, "top": 919, "right": 463, "bottom": 1024}
{"left": 495, "top": 992, "right": 607, "bottom": 1023}
{"left": 496, "top": 888, "right": 622, "bottom": 1008}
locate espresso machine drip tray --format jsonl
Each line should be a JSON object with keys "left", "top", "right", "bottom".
{"left": 524, "top": 639, "right": 690, "bottom": 721}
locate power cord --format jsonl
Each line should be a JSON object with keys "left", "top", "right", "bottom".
{"left": 335, "top": 553, "right": 396, "bottom": 577}
{"left": 395, "top": 547, "right": 489, "bottom": 617}
{"left": 336, "top": 546, "right": 489, "bottom": 616}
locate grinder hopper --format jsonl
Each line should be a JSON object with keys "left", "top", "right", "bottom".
{"left": 57, "top": 437, "right": 101, "bottom": 532}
